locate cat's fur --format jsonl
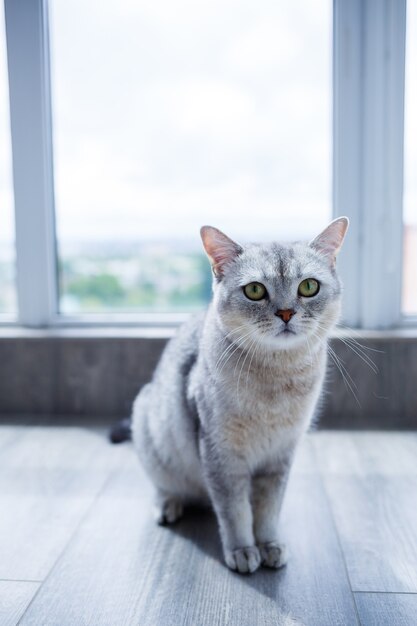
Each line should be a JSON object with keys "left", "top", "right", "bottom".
{"left": 131, "top": 218, "right": 349, "bottom": 574}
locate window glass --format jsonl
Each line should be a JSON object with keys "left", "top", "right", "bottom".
{"left": 0, "top": 2, "right": 16, "bottom": 314}
{"left": 50, "top": 0, "right": 332, "bottom": 313}
{"left": 403, "top": 0, "right": 417, "bottom": 315}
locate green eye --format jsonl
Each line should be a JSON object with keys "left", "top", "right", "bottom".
{"left": 298, "top": 278, "right": 320, "bottom": 297}
{"left": 243, "top": 282, "right": 267, "bottom": 301}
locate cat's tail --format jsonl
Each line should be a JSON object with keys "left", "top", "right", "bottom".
{"left": 109, "top": 417, "right": 132, "bottom": 444}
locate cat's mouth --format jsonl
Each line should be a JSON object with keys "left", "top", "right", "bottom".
{"left": 279, "top": 327, "right": 296, "bottom": 336}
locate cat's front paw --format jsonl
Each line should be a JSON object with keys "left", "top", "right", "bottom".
{"left": 258, "top": 541, "right": 288, "bottom": 569}
{"left": 224, "top": 546, "right": 261, "bottom": 574}
{"left": 155, "top": 498, "right": 184, "bottom": 525}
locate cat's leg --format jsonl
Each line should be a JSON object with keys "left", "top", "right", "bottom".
{"left": 201, "top": 445, "right": 260, "bottom": 573}
{"left": 212, "top": 475, "right": 260, "bottom": 574}
{"left": 251, "top": 470, "right": 290, "bottom": 569}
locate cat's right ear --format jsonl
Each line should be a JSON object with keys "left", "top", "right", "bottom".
{"left": 200, "top": 226, "right": 242, "bottom": 279}
{"left": 309, "top": 217, "right": 349, "bottom": 266}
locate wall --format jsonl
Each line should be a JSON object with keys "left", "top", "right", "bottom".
{"left": 0, "top": 330, "right": 416, "bottom": 428}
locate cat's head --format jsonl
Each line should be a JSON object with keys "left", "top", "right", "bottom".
{"left": 201, "top": 218, "right": 349, "bottom": 350}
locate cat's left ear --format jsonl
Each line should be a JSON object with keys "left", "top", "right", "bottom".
{"left": 310, "top": 217, "right": 349, "bottom": 265}
{"left": 200, "top": 226, "right": 242, "bottom": 279}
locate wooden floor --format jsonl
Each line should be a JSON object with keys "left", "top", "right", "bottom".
{"left": 0, "top": 420, "right": 416, "bottom": 626}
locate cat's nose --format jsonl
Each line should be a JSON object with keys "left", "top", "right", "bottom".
{"left": 276, "top": 309, "right": 295, "bottom": 323}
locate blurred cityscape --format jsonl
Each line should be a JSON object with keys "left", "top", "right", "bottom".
{"left": 0, "top": 240, "right": 213, "bottom": 314}
{"left": 59, "top": 240, "right": 212, "bottom": 313}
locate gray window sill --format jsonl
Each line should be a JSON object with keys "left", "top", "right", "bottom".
{"left": 1, "top": 325, "right": 417, "bottom": 341}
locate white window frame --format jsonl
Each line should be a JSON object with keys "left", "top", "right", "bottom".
{"left": 5, "top": 0, "right": 57, "bottom": 327}
{"left": 333, "top": 0, "right": 407, "bottom": 330}
{"left": 2, "top": 0, "right": 413, "bottom": 329}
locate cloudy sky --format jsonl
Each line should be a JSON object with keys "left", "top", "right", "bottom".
{"left": 1, "top": 0, "right": 415, "bottom": 252}
{"left": 49, "top": 0, "right": 332, "bottom": 246}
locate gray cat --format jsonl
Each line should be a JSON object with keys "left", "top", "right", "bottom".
{"left": 131, "top": 218, "right": 349, "bottom": 574}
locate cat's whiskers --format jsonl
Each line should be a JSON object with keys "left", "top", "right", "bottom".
{"left": 335, "top": 323, "right": 385, "bottom": 353}
{"left": 257, "top": 330, "right": 276, "bottom": 380}
{"left": 216, "top": 325, "right": 272, "bottom": 403}
{"left": 214, "top": 331, "right": 264, "bottom": 398}
{"left": 245, "top": 329, "right": 265, "bottom": 390}
{"left": 213, "top": 324, "right": 253, "bottom": 361}
{"left": 314, "top": 321, "right": 379, "bottom": 375}
{"left": 235, "top": 332, "right": 264, "bottom": 406}
{"left": 305, "top": 334, "right": 315, "bottom": 367}
{"left": 328, "top": 346, "right": 361, "bottom": 407}
{"left": 338, "top": 337, "right": 379, "bottom": 374}
{"left": 232, "top": 326, "right": 265, "bottom": 379}
{"left": 235, "top": 335, "right": 255, "bottom": 406}
{"left": 215, "top": 324, "right": 251, "bottom": 349}
{"left": 311, "top": 328, "right": 361, "bottom": 407}
{"left": 216, "top": 327, "right": 261, "bottom": 376}
{"left": 215, "top": 326, "right": 256, "bottom": 371}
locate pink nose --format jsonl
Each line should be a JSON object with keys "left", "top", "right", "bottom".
{"left": 276, "top": 309, "right": 295, "bottom": 323}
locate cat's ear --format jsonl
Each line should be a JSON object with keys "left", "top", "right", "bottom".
{"left": 200, "top": 226, "right": 242, "bottom": 278}
{"left": 310, "top": 217, "right": 349, "bottom": 265}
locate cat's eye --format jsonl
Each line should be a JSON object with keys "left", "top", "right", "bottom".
{"left": 243, "top": 282, "right": 267, "bottom": 301}
{"left": 298, "top": 278, "right": 320, "bottom": 297}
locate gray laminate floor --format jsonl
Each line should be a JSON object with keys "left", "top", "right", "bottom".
{"left": 0, "top": 419, "right": 416, "bottom": 626}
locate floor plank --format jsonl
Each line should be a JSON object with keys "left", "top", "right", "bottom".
{"left": 20, "top": 440, "right": 358, "bottom": 626}
{"left": 0, "top": 423, "right": 123, "bottom": 581}
{"left": 0, "top": 581, "right": 40, "bottom": 626}
{"left": 354, "top": 592, "right": 417, "bottom": 626}
{"left": 312, "top": 432, "right": 417, "bottom": 593}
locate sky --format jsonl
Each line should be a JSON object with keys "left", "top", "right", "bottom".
{"left": 49, "top": 0, "right": 333, "bottom": 246}
{"left": 1, "top": 0, "right": 416, "bottom": 251}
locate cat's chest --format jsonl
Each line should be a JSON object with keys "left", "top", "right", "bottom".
{"left": 218, "top": 403, "right": 306, "bottom": 471}
{"left": 220, "top": 387, "right": 311, "bottom": 441}
{"left": 221, "top": 354, "right": 321, "bottom": 411}
{"left": 216, "top": 363, "right": 322, "bottom": 466}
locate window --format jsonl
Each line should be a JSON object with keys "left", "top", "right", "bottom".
{"left": 403, "top": 0, "right": 417, "bottom": 315}
{"left": 0, "top": 0, "right": 16, "bottom": 315}
{"left": 1, "top": 0, "right": 413, "bottom": 328}
{"left": 49, "top": 0, "right": 331, "bottom": 314}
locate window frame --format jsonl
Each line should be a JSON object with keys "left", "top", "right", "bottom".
{"left": 333, "top": 0, "right": 407, "bottom": 330}
{"left": 4, "top": 0, "right": 57, "bottom": 326}
{"left": 2, "top": 0, "right": 414, "bottom": 329}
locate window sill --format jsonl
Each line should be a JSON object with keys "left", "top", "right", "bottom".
{"left": 1, "top": 324, "right": 417, "bottom": 341}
